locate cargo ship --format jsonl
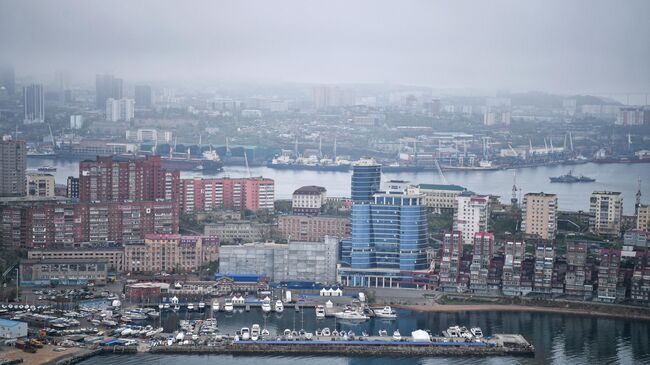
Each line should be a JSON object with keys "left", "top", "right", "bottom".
{"left": 549, "top": 170, "right": 595, "bottom": 183}
{"left": 267, "top": 153, "right": 351, "bottom": 172}
{"left": 159, "top": 150, "right": 223, "bottom": 172}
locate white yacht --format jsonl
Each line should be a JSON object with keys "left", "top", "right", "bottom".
{"left": 274, "top": 300, "right": 284, "bottom": 313}
{"left": 198, "top": 302, "right": 205, "bottom": 310}
{"left": 392, "top": 330, "right": 402, "bottom": 341}
{"left": 212, "top": 300, "right": 220, "bottom": 312}
{"left": 261, "top": 297, "right": 272, "bottom": 313}
{"left": 240, "top": 327, "right": 250, "bottom": 340}
{"left": 374, "top": 306, "right": 397, "bottom": 319}
{"left": 251, "top": 324, "right": 260, "bottom": 341}
{"left": 283, "top": 329, "right": 292, "bottom": 339}
{"left": 333, "top": 309, "right": 369, "bottom": 321}
{"left": 470, "top": 327, "right": 483, "bottom": 338}
{"left": 224, "top": 299, "right": 234, "bottom": 313}
{"left": 315, "top": 305, "right": 325, "bottom": 319}
{"left": 321, "top": 327, "right": 331, "bottom": 336}
{"left": 261, "top": 328, "right": 270, "bottom": 337}
{"left": 378, "top": 329, "right": 388, "bottom": 337}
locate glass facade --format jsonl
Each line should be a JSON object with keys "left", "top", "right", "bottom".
{"left": 351, "top": 163, "right": 381, "bottom": 203}
{"left": 351, "top": 193, "right": 428, "bottom": 272}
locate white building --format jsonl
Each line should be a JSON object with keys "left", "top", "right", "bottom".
{"left": 0, "top": 319, "right": 28, "bottom": 338}
{"left": 26, "top": 172, "right": 55, "bottom": 197}
{"left": 292, "top": 185, "right": 327, "bottom": 215}
{"left": 453, "top": 195, "right": 490, "bottom": 245}
{"left": 589, "top": 191, "right": 623, "bottom": 235}
{"left": 218, "top": 237, "right": 339, "bottom": 284}
{"left": 70, "top": 115, "right": 84, "bottom": 129}
{"left": 106, "top": 98, "right": 135, "bottom": 122}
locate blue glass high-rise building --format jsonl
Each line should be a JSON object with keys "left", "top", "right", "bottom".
{"left": 351, "top": 158, "right": 381, "bottom": 203}
{"left": 340, "top": 161, "right": 431, "bottom": 289}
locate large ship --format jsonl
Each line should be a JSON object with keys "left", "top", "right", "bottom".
{"left": 267, "top": 151, "right": 351, "bottom": 171}
{"left": 159, "top": 149, "right": 223, "bottom": 172}
{"left": 549, "top": 170, "right": 595, "bottom": 183}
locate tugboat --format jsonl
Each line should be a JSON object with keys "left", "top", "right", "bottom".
{"left": 550, "top": 170, "right": 596, "bottom": 183}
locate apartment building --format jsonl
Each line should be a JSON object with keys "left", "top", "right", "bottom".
{"left": 469, "top": 232, "right": 494, "bottom": 294}
{"left": 453, "top": 195, "right": 490, "bottom": 245}
{"left": 521, "top": 192, "right": 558, "bottom": 240}
{"left": 124, "top": 234, "right": 219, "bottom": 273}
{"left": 26, "top": 173, "right": 55, "bottom": 197}
{"left": 278, "top": 214, "right": 350, "bottom": 242}
{"left": 589, "top": 191, "right": 623, "bottom": 235}
{"left": 417, "top": 184, "right": 468, "bottom": 214}
{"left": 179, "top": 177, "right": 274, "bottom": 213}
{"left": 292, "top": 185, "right": 327, "bottom": 215}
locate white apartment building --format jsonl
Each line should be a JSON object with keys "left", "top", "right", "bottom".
{"left": 453, "top": 195, "right": 490, "bottom": 245}
{"left": 589, "top": 191, "right": 623, "bottom": 235}
{"left": 292, "top": 185, "right": 327, "bottom": 215}
{"left": 106, "top": 98, "right": 135, "bottom": 122}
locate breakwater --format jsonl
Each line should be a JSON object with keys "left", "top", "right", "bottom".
{"left": 150, "top": 339, "right": 534, "bottom": 357}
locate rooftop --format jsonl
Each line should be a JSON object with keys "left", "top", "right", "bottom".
{"left": 417, "top": 184, "right": 466, "bottom": 191}
{"left": 0, "top": 319, "right": 24, "bottom": 327}
{"left": 293, "top": 185, "right": 327, "bottom": 195}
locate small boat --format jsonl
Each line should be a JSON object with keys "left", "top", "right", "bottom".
{"left": 261, "top": 328, "right": 270, "bottom": 337}
{"left": 261, "top": 297, "right": 272, "bottom": 313}
{"left": 283, "top": 329, "right": 292, "bottom": 339}
{"left": 158, "top": 304, "right": 164, "bottom": 310}
{"left": 164, "top": 303, "right": 170, "bottom": 309}
{"left": 37, "top": 166, "right": 57, "bottom": 172}
{"left": 212, "top": 300, "right": 220, "bottom": 312}
{"left": 198, "top": 302, "right": 205, "bottom": 310}
{"left": 333, "top": 309, "right": 369, "bottom": 321}
{"left": 176, "top": 332, "right": 185, "bottom": 342}
{"left": 374, "top": 306, "right": 397, "bottom": 319}
{"left": 331, "top": 329, "right": 339, "bottom": 337}
{"left": 378, "top": 329, "right": 387, "bottom": 337}
{"left": 251, "top": 324, "right": 260, "bottom": 341}
{"left": 240, "top": 327, "right": 250, "bottom": 340}
{"left": 274, "top": 300, "right": 284, "bottom": 313}
{"left": 315, "top": 305, "right": 325, "bottom": 319}
{"left": 224, "top": 299, "right": 234, "bottom": 313}
{"left": 392, "top": 330, "right": 401, "bottom": 341}
{"left": 470, "top": 327, "right": 483, "bottom": 338}
{"left": 321, "top": 327, "right": 331, "bottom": 336}
{"left": 187, "top": 303, "right": 194, "bottom": 311}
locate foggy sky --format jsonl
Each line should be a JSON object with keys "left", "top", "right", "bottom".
{"left": 1, "top": 0, "right": 649, "bottom": 93}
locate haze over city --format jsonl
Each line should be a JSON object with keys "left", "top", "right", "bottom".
{"left": 1, "top": 1, "right": 650, "bottom": 364}
{"left": 2, "top": 0, "right": 649, "bottom": 93}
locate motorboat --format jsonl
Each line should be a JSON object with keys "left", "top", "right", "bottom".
{"left": 240, "top": 327, "right": 250, "bottom": 340}
{"left": 283, "top": 329, "right": 292, "bottom": 339}
{"left": 333, "top": 309, "right": 369, "bottom": 321}
{"left": 198, "top": 302, "right": 205, "bottom": 310}
{"left": 212, "top": 300, "right": 220, "bottom": 312}
{"left": 374, "top": 306, "right": 397, "bottom": 319}
{"left": 321, "top": 327, "right": 331, "bottom": 336}
{"left": 392, "top": 330, "right": 402, "bottom": 341}
{"left": 187, "top": 303, "right": 194, "bottom": 311}
{"left": 261, "top": 297, "right": 272, "bottom": 313}
{"left": 274, "top": 300, "right": 284, "bottom": 313}
{"left": 251, "top": 324, "right": 260, "bottom": 341}
{"left": 470, "top": 327, "right": 483, "bottom": 338}
{"left": 224, "top": 299, "right": 234, "bottom": 313}
{"left": 331, "top": 329, "right": 339, "bottom": 337}
{"left": 261, "top": 328, "right": 270, "bottom": 337}
{"left": 315, "top": 305, "right": 325, "bottom": 319}
{"left": 176, "top": 332, "right": 185, "bottom": 342}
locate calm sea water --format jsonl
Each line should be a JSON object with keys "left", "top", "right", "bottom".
{"left": 77, "top": 308, "right": 650, "bottom": 365}
{"left": 30, "top": 158, "right": 649, "bottom": 214}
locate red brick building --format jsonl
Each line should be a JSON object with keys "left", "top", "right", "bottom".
{"left": 0, "top": 201, "right": 179, "bottom": 248}
{"left": 278, "top": 215, "right": 350, "bottom": 242}
{"left": 179, "top": 177, "right": 274, "bottom": 213}
{"left": 79, "top": 155, "right": 179, "bottom": 203}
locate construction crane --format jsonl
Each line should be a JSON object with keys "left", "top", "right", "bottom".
{"left": 511, "top": 171, "right": 518, "bottom": 208}
{"left": 434, "top": 159, "right": 448, "bottom": 185}
{"left": 244, "top": 151, "right": 252, "bottom": 177}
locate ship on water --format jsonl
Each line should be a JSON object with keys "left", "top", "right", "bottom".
{"left": 267, "top": 150, "right": 352, "bottom": 171}
{"left": 549, "top": 170, "right": 595, "bottom": 183}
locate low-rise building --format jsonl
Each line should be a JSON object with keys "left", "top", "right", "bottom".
{"left": 624, "top": 229, "right": 648, "bottom": 248}
{"left": 0, "top": 319, "right": 28, "bottom": 339}
{"left": 637, "top": 204, "right": 650, "bottom": 232}
{"left": 417, "top": 184, "right": 468, "bottom": 214}
{"left": 20, "top": 258, "right": 108, "bottom": 286}
{"left": 278, "top": 214, "right": 350, "bottom": 242}
{"left": 218, "top": 237, "right": 339, "bottom": 284}
{"left": 292, "top": 186, "right": 327, "bottom": 215}
{"left": 28, "top": 246, "right": 125, "bottom": 272}
{"left": 124, "top": 234, "right": 219, "bottom": 273}
{"left": 204, "top": 221, "right": 270, "bottom": 243}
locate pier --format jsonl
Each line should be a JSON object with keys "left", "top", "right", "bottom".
{"left": 150, "top": 335, "right": 535, "bottom": 357}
